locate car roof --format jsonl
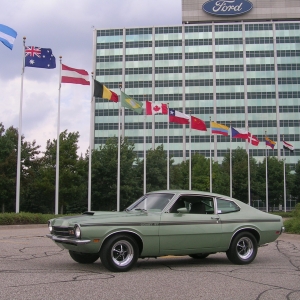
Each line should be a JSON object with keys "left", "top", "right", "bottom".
{"left": 147, "top": 190, "right": 236, "bottom": 200}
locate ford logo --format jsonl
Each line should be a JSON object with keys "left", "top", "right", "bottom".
{"left": 203, "top": 0, "right": 253, "bottom": 16}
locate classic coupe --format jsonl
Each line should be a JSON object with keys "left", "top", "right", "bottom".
{"left": 47, "top": 190, "right": 284, "bottom": 272}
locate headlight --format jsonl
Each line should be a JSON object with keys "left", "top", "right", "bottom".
{"left": 74, "top": 225, "right": 81, "bottom": 238}
{"left": 48, "top": 221, "right": 53, "bottom": 233}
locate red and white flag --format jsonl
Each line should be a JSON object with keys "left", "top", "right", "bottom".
{"left": 61, "top": 64, "right": 90, "bottom": 85}
{"left": 248, "top": 132, "right": 260, "bottom": 146}
{"left": 283, "top": 141, "right": 294, "bottom": 151}
{"left": 169, "top": 108, "right": 190, "bottom": 124}
{"left": 146, "top": 101, "right": 168, "bottom": 115}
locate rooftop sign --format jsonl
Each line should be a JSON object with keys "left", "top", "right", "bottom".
{"left": 202, "top": 0, "right": 253, "bottom": 17}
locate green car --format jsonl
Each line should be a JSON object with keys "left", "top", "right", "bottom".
{"left": 47, "top": 190, "right": 284, "bottom": 272}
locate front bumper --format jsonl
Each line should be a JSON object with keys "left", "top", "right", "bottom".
{"left": 46, "top": 234, "right": 91, "bottom": 245}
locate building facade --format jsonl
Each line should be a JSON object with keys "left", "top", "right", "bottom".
{"left": 94, "top": 0, "right": 300, "bottom": 168}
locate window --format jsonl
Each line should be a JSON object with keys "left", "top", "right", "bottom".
{"left": 217, "top": 199, "right": 240, "bottom": 214}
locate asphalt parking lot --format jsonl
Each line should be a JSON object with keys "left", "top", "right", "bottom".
{"left": 0, "top": 225, "right": 299, "bottom": 300}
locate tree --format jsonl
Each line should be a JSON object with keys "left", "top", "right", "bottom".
{"left": 290, "top": 160, "right": 300, "bottom": 203}
{"left": 40, "top": 130, "right": 86, "bottom": 214}
{"left": 91, "top": 137, "right": 140, "bottom": 211}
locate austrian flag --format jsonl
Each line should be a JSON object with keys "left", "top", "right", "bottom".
{"left": 61, "top": 64, "right": 90, "bottom": 85}
{"left": 146, "top": 101, "right": 168, "bottom": 115}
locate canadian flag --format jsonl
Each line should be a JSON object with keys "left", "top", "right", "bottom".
{"left": 248, "top": 132, "right": 260, "bottom": 146}
{"left": 146, "top": 101, "right": 168, "bottom": 115}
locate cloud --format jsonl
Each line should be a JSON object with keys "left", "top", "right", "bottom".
{"left": 0, "top": 0, "right": 181, "bottom": 155}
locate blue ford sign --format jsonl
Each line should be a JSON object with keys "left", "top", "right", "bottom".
{"left": 203, "top": 0, "right": 253, "bottom": 16}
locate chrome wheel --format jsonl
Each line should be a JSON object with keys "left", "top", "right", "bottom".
{"left": 236, "top": 237, "right": 253, "bottom": 260}
{"left": 111, "top": 240, "right": 134, "bottom": 267}
{"left": 100, "top": 234, "right": 139, "bottom": 272}
{"left": 226, "top": 232, "right": 258, "bottom": 265}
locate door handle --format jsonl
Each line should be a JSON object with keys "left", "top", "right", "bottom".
{"left": 211, "top": 216, "right": 220, "bottom": 220}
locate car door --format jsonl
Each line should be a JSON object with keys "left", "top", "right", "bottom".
{"left": 158, "top": 195, "right": 223, "bottom": 256}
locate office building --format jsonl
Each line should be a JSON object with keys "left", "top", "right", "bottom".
{"left": 94, "top": 0, "right": 300, "bottom": 168}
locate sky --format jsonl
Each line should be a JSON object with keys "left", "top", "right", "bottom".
{"left": 0, "top": 0, "right": 182, "bottom": 156}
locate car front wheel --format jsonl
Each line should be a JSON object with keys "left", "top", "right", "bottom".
{"left": 100, "top": 234, "right": 139, "bottom": 272}
{"left": 69, "top": 250, "right": 99, "bottom": 264}
{"left": 226, "top": 232, "right": 257, "bottom": 265}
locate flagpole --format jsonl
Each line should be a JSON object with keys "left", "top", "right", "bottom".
{"left": 117, "top": 85, "right": 122, "bottom": 211}
{"left": 16, "top": 37, "right": 26, "bottom": 213}
{"left": 143, "top": 101, "right": 146, "bottom": 194}
{"left": 209, "top": 116, "right": 212, "bottom": 193}
{"left": 247, "top": 127, "right": 250, "bottom": 205}
{"left": 167, "top": 104, "right": 170, "bottom": 190}
{"left": 265, "top": 131, "right": 268, "bottom": 212}
{"left": 88, "top": 73, "right": 94, "bottom": 211}
{"left": 55, "top": 56, "right": 62, "bottom": 215}
{"left": 230, "top": 122, "right": 232, "bottom": 197}
{"left": 189, "top": 111, "right": 191, "bottom": 191}
{"left": 283, "top": 135, "right": 286, "bottom": 212}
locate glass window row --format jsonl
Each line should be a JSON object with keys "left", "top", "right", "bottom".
{"left": 185, "top": 25, "right": 212, "bottom": 33}
{"left": 126, "top": 41, "right": 152, "bottom": 48}
{"left": 215, "top": 38, "right": 243, "bottom": 45}
{"left": 246, "top": 37, "right": 273, "bottom": 44}
{"left": 126, "top": 28, "right": 152, "bottom": 35}
{"left": 245, "top": 24, "right": 273, "bottom": 31}
{"left": 97, "top": 29, "right": 123, "bottom": 36}
{"left": 155, "top": 27, "right": 182, "bottom": 34}
{"left": 275, "top": 23, "right": 300, "bottom": 30}
{"left": 97, "top": 42, "right": 122, "bottom": 49}
{"left": 155, "top": 40, "right": 182, "bottom": 47}
{"left": 185, "top": 39, "right": 212, "bottom": 46}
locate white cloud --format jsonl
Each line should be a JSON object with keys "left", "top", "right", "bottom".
{"left": 0, "top": 0, "right": 181, "bottom": 155}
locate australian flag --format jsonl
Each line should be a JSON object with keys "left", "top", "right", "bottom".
{"left": 25, "top": 46, "right": 56, "bottom": 69}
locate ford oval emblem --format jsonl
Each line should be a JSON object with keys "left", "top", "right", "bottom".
{"left": 203, "top": 0, "right": 253, "bottom": 16}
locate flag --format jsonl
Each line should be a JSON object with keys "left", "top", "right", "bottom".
{"left": 169, "top": 109, "right": 190, "bottom": 124}
{"left": 191, "top": 116, "right": 207, "bottom": 131}
{"left": 61, "top": 64, "right": 90, "bottom": 85}
{"left": 94, "top": 80, "right": 118, "bottom": 102}
{"left": 211, "top": 121, "right": 229, "bottom": 136}
{"left": 265, "top": 137, "right": 276, "bottom": 149}
{"left": 231, "top": 127, "right": 248, "bottom": 139}
{"left": 25, "top": 46, "right": 56, "bottom": 69}
{"left": 283, "top": 141, "right": 294, "bottom": 152}
{"left": 0, "top": 24, "right": 17, "bottom": 50}
{"left": 248, "top": 132, "right": 260, "bottom": 146}
{"left": 145, "top": 101, "right": 168, "bottom": 115}
{"left": 121, "top": 91, "right": 143, "bottom": 114}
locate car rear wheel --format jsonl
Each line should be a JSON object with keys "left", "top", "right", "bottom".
{"left": 100, "top": 234, "right": 139, "bottom": 272}
{"left": 69, "top": 250, "right": 99, "bottom": 264}
{"left": 226, "top": 232, "right": 257, "bottom": 265}
{"left": 189, "top": 253, "right": 210, "bottom": 259}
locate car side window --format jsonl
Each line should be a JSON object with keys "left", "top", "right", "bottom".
{"left": 217, "top": 198, "right": 240, "bottom": 214}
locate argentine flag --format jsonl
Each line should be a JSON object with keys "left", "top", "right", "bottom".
{"left": 0, "top": 24, "right": 17, "bottom": 50}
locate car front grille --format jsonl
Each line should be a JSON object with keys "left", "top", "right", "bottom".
{"left": 52, "top": 226, "right": 70, "bottom": 237}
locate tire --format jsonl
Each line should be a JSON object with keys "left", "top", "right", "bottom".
{"left": 100, "top": 234, "right": 139, "bottom": 272}
{"left": 226, "top": 232, "right": 258, "bottom": 265}
{"left": 189, "top": 253, "right": 210, "bottom": 259}
{"left": 69, "top": 250, "right": 99, "bottom": 264}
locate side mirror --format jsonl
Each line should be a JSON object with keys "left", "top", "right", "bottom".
{"left": 177, "top": 207, "right": 188, "bottom": 214}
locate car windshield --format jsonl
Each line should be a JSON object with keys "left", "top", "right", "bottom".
{"left": 127, "top": 193, "right": 174, "bottom": 212}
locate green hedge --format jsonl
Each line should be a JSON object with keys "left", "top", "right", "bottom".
{"left": 0, "top": 212, "right": 63, "bottom": 225}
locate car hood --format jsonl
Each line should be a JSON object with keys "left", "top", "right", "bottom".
{"left": 50, "top": 211, "right": 150, "bottom": 227}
